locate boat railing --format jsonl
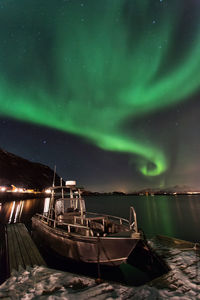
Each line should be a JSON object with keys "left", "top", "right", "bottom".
{"left": 86, "top": 211, "right": 129, "bottom": 226}
{"left": 74, "top": 215, "right": 106, "bottom": 232}
{"left": 129, "top": 206, "right": 138, "bottom": 232}
{"left": 35, "top": 213, "right": 94, "bottom": 236}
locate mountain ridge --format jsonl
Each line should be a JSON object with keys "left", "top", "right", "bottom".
{"left": 0, "top": 148, "right": 60, "bottom": 190}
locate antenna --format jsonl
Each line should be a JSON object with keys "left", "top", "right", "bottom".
{"left": 52, "top": 165, "right": 56, "bottom": 187}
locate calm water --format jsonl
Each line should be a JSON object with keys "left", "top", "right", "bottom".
{"left": 0, "top": 194, "right": 199, "bottom": 242}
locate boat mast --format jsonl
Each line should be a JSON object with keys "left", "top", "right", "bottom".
{"left": 60, "top": 177, "right": 64, "bottom": 198}
{"left": 52, "top": 165, "right": 56, "bottom": 187}
{"left": 47, "top": 165, "right": 56, "bottom": 221}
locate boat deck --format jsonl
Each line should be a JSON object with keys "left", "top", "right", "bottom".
{"left": 6, "top": 223, "right": 46, "bottom": 275}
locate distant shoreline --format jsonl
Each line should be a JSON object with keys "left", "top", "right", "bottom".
{"left": 1, "top": 191, "right": 199, "bottom": 202}
{"left": 83, "top": 192, "right": 200, "bottom": 196}
{"left": 0, "top": 192, "right": 45, "bottom": 202}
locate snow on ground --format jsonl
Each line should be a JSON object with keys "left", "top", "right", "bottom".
{"left": 147, "top": 238, "right": 200, "bottom": 299}
{"left": 0, "top": 239, "right": 199, "bottom": 299}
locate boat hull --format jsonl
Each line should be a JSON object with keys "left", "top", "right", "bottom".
{"left": 32, "top": 216, "right": 139, "bottom": 266}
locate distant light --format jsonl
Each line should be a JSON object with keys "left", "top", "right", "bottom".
{"left": 187, "top": 191, "right": 199, "bottom": 194}
{"left": 66, "top": 180, "right": 76, "bottom": 186}
{"left": 18, "top": 188, "right": 23, "bottom": 193}
{"left": 45, "top": 189, "right": 51, "bottom": 194}
{"left": 0, "top": 187, "right": 6, "bottom": 192}
{"left": 27, "top": 189, "right": 34, "bottom": 193}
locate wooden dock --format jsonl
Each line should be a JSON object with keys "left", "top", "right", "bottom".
{"left": 6, "top": 223, "right": 46, "bottom": 275}
{"left": 0, "top": 224, "right": 7, "bottom": 284}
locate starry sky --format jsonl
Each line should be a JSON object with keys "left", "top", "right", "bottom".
{"left": 0, "top": 0, "right": 200, "bottom": 192}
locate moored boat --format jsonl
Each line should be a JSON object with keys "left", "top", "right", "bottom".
{"left": 32, "top": 181, "right": 141, "bottom": 266}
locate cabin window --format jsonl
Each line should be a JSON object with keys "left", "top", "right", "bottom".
{"left": 55, "top": 198, "right": 86, "bottom": 215}
{"left": 55, "top": 199, "right": 64, "bottom": 215}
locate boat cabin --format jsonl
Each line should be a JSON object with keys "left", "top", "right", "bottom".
{"left": 42, "top": 181, "right": 138, "bottom": 237}
{"left": 47, "top": 182, "right": 85, "bottom": 220}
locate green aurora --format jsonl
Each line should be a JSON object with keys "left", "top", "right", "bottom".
{"left": 0, "top": 0, "right": 200, "bottom": 176}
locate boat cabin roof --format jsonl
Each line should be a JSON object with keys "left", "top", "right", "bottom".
{"left": 49, "top": 185, "right": 83, "bottom": 191}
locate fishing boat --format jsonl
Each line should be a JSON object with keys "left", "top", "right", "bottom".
{"left": 32, "top": 181, "right": 142, "bottom": 266}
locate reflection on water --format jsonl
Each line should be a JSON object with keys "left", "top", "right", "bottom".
{"left": 0, "top": 195, "right": 199, "bottom": 242}
{"left": 188, "top": 199, "right": 199, "bottom": 224}
{"left": 144, "top": 197, "right": 174, "bottom": 236}
{"left": 8, "top": 201, "right": 15, "bottom": 223}
{"left": 152, "top": 197, "right": 174, "bottom": 237}
{"left": 0, "top": 198, "right": 44, "bottom": 225}
{"left": 7, "top": 201, "right": 25, "bottom": 224}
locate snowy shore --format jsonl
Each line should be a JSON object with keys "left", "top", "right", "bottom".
{"left": 0, "top": 238, "right": 199, "bottom": 299}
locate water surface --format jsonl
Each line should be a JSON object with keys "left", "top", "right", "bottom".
{"left": 0, "top": 194, "right": 199, "bottom": 242}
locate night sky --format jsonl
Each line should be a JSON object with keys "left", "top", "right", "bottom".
{"left": 0, "top": 0, "right": 200, "bottom": 192}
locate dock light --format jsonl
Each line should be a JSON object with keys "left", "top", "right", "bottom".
{"left": 45, "top": 189, "right": 51, "bottom": 194}
{"left": 66, "top": 180, "right": 76, "bottom": 186}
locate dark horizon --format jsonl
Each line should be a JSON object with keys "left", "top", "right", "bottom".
{"left": 0, "top": 0, "right": 200, "bottom": 192}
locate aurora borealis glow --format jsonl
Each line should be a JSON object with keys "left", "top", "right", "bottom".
{"left": 0, "top": 0, "right": 200, "bottom": 190}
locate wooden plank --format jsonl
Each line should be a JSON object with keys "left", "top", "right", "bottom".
{"left": 6, "top": 225, "right": 18, "bottom": 272}
{"left": 14, "top": 224, "right": 31, "bottom": 268}
{"left": 17, "top": 223, "right": 39, "bottom": 266}
{"left": 16, "top": 223, "right": 46, "bottom": 266}
{"left": 0, "top": 225, "right": 8, "bottom": 283}
{"left": 14, "top": 223, "right": 35, "bottom": 267}
{"left": 9, "top": 224, "right": 25, "bottom": 270}
{"left": 6, "top": 223, "right": 46, "bottom": 275}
